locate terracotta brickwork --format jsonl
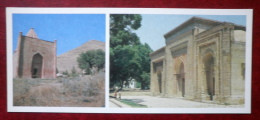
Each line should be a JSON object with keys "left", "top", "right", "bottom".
{"left": 13, "top": 28, "right": 57, "bottom": 79}
{"left": 150, "top": 17, "right": 246, "bottom": 104}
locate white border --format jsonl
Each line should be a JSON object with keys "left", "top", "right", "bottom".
{"left": 6, "top": 8, "right": 253, "bottom": 113}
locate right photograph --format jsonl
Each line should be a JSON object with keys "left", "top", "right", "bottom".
{"left": 109, "top": 14, "right": 246, "bottom": 108}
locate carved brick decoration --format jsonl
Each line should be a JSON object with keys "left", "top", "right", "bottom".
{"left": 150, "top": 17, "right": 246, "bottom": 104}
{"left": 13, "top": 28, "right": 57, "bottom": 79}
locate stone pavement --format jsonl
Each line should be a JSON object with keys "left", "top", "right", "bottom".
{"left": 109, "top": 100, "right": 121, "bottom": 108}
{"left": 110, "top": 96, "right": 244, "bottom": 108}
{"left": 109, "top": 98, "right": 131, "bottom": 108}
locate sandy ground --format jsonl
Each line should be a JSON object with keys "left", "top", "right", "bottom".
{"left": 109, "top": 100, "right": 120, "bottom": 108}
{"left": 109, "top": 90, "right": 244, "bottom": 108}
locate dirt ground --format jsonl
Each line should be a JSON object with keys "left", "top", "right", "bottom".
{"left": 113, "top": 96, "right": 244, "bottom": 108}
{"left": 13, "top": 72, "right": 105, "bottom": 107}
{"left": 109, "top": 89, "right": 244, "bottom": 108}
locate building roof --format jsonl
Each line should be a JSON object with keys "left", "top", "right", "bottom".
{"left": 26, "top": 28, "right": 38, "bottom": 38}
{"left": 164, "top": 17, "right": 245, "bottom": 39}
{"left": 150, "top": 46, "right": 165, "bottom": 57}
{"left": 24, "top": 28, "right": 55, "bottom": 43}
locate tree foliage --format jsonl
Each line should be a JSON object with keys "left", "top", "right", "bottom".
{"left": 110, "top": 14, "right": 153, "bottom": 89}
{"left": 110, "top": 14, "right": 142, "bottom": 47}
{"left": 70, "top": 66, "right": 78, "bottom": 77}
{"left": 77, "top": 49, "right": 105, "bottom": 75}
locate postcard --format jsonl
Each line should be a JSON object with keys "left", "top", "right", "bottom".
{"left": 6, "top": 8, "right": 252, "bottom": 113}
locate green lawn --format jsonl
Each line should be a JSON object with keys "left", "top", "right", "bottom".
{"left": 119, "top": 99, "right": 147, "bottom": 108}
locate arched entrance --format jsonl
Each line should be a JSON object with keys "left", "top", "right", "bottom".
{"left": 204, "top": 54, "right": 215, "bottom": 100}
{"left": 157, "top": 72, "right": 162, "bottom": 93}
{"left": 31, "top": 53, "right": 43, "bottom": 78}
{"left": 175, "top": 60, "right": 185, "bottom": 97}
{"left": 177, "top": 62, "right": 185, "bottom": 97}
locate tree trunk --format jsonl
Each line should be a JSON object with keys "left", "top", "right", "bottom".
{"left": 141, "top": 82, "right": 145, "bottom": 90}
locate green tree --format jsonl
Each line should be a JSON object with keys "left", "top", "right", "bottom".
{"left": 110, "top": 14, "right": 142, "bottom": 47}
{"left": 135, "top": 44, "right": 152, "bottom": 89}
{"left": 70, "top": 66, "right": 78, "bottom": 77}
{"left": 77, "top": 49, "right": 105, "bottom": 75}
{"left": 110, "top": 14, "right": 153, "bottom": 89}
{"left": 62, "top": 70, "right": 69, "bottom": 76}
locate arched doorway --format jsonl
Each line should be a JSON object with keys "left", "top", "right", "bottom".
{"left": 176, "top": 62, "right": 185, "bottom": 97}
{"left": 204, "top": 54, "right": 215, "bottom": 100}
{"left": 31, "top": 53, "right": 43, "bottom": 78}
{"left": 157, "top": 72, "right": 162, "bottom": 93}
{"left": 179, "top": 62, "right": 185, "bottom": 97}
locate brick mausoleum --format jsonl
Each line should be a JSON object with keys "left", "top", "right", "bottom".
{"left": 150, "top": 17, "right": 246, "bottom": 104}
{"left": 13, "top": 28, "right": 57, "bottom": 79}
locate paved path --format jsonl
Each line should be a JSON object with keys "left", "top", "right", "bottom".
{"left": 109, "top": 99, "right": 132, "bottom": 108}
{"left": 109, "top": 100, "right": 120, "bottom": 108}
{"left": 113, "top": 96, "right": 243, "bottom": 108}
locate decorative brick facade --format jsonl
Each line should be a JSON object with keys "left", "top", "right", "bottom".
{"left": 150, "top": 17, "right": 245, "bottom": 104}
{"left": 13, "top": 28, "right": 57, "bottom": 79}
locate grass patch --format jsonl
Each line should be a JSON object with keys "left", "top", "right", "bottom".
{"left": 120, "top": 99, "right": 147, "bottom": 108}
{"left": 224, "top": 103, "right": 231, "bottom": 105}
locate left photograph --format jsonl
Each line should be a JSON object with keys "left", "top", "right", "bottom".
{"left": 12, "top": 14, "right": 106, "bottom": 107}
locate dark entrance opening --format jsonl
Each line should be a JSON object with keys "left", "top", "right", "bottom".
{"left": 182, "top": 78, "right": 185, "bottom": 97}
{"left": 157, "top": 72, "right": 162, "bottom": 93}
{"left": 177, "top": 62, "right": 185, "bottom": 97}
{"left": 204, "top": 54, "right": 215, "bottom": 100}
{"left": 31, "top": 53, "right": 43, "bottom": 78}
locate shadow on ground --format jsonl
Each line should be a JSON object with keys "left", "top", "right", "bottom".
{"left": 123, "top": 99, "right": 145, "bottom": 104}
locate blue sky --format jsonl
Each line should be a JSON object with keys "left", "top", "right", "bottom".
{"left": 13, "top": 14, "right": 246, "bottom": 54}
{"left": 135, "top": 15, "right": 246, "bottom": 51}
{"left": 13, "top": 14, "right": 105, "bottom": 55}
